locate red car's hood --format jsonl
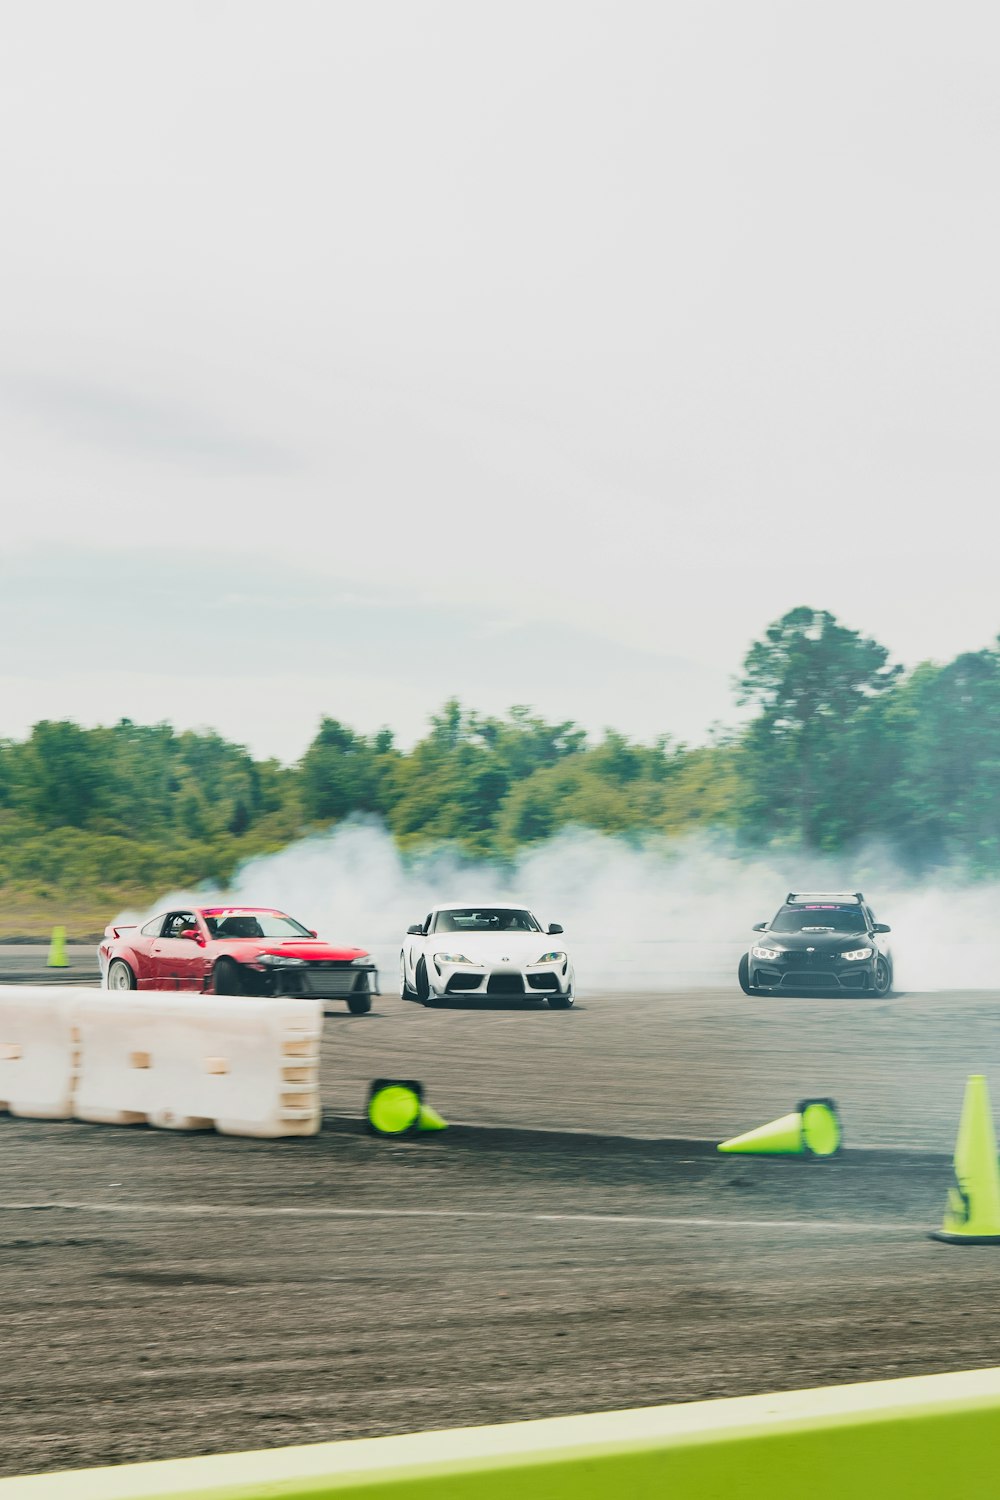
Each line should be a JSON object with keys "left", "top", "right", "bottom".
{"left": 250, "top": 940, "right": 370, "bottom": 962}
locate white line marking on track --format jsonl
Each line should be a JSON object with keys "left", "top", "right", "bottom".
{"left": 0, "top": 1202, "right": 919, "bottom": 1232}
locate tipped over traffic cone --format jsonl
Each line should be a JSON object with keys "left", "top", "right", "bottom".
{"left": 418, "top": 1103, "right": 448, "bottom": 1132}
{"left": 47, "top": 925, "right": 68, "bottom": 968}
{"left": 931, "top": 1075, "right": 1000, "bottom": 1244}
{"left": 366, "top": 1080, "right": 448, "bottom": 1136}
{"left": 718, "top": 1098, "right": 842, "bottom": 1157}
{"left": 366, "top": 1079, "right": 423, "bottom": 1135}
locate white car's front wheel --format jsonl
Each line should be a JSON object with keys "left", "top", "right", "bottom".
{"left": 547, "top": 993, "right": 574, "bottom": 1009}
{"left": 414, "top": 957, "right": 431, "bottom": 1004}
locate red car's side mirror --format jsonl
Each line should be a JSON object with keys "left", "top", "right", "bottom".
{"left": 309, "top": 930, "right": 318, "bottom": 938}
{"left": 181, "top": 928, "right": 205, "bottom": 946}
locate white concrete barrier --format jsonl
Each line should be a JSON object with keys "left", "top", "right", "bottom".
{"left": 70, "top": 992, "right": 323, "bottom": 1138}
{"left": 0, "top": 986, "right": 77, "bottom": 1119}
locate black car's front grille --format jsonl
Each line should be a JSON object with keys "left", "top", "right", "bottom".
{"left": 782, "top": 971, "right": 839, "bottom": 987}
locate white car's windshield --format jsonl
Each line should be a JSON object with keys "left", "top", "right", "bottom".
{"left": 206, "top": 911, "right": 313, "bottom": 939}
{"left": 434, "top": 908, "right": 540, "bottom": 933}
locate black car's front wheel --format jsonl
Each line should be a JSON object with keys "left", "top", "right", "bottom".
{"left": 872, "top": 956, "right": 893, "bottom": 996}
{"left": 738, "top": 953, "right": 756, "bottom": 996}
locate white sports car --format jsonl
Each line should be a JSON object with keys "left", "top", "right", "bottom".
{"left": 400, "top": 903, "right": 576, "bottom": 1008}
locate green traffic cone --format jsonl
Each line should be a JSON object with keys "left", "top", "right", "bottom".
{"left": 418, "top": 1103, "right": 448, "bottom": 1132}
{"left": 931, "top": 1075, "right": 1000, "bottom": 1244}
{"left": 718, "top": 1098, "right": 841, "bottom": 1157}
{"left": 47, "top": 925, "right": 68, "bottom": 968}
{"left": 366, "top": 1080, "right": 422, "bottom": 1136}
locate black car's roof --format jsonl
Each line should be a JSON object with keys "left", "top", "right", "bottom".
{"left": 785, "top": 891, "right": 863, "bottom": 905}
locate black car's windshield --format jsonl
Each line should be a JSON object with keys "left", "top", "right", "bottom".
{"left": 434, "top": 908, "right": 541, "bottom": 933}
{"left": 206, "top": 911, "right": 313, "bottom": 939}
{"left": 770, "top": 907, "right": 867, "bottom": 935}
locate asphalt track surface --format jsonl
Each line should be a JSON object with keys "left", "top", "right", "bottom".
{"left": 4, "top": 955, "right": 1000, "bottom": 1477}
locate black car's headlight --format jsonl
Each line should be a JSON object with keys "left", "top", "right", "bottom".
{"left": 841, "top": 947, "right": 874, "bottom": 961}
{"left": 257, "top": 954, "right": 307, "bottom": 967}
{"left": 752, "top": 944, "right": 784, "bottom": 960}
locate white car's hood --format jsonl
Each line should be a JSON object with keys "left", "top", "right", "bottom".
{"left": 433, "top": 933, "right": 561, "bottom": 966}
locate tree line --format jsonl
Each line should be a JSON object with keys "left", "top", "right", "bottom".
{"left": 2, "top": 606, "right": 999, "bottom": 922}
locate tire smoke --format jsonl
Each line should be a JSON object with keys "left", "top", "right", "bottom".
{"left": 123, "top": 819, "right": 1000, "bottom": 993}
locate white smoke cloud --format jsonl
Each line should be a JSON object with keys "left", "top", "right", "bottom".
{"left": 126, "top": 819, "right": 1000, "bottom": 992}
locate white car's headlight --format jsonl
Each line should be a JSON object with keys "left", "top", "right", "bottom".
{"left": 752, "top": 945, "right": 784, "bottom": 960}
{"left": 841, "top": 947, "right": 873, "bottom": 961}
{"left": 351, "top": 954, "right": 373, "bottom": 966}
{"left": 257, "top": 954, "right": 307, "bottom": 967}
{"left": 434, "top": 952, "right": 475, "bottom": 965}
{"left": 533, "top": 951, "right": 566, "bottom": 964}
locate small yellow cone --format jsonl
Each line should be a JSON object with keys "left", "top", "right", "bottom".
{"left": 418, "top": 1103, "right": 448, "bottom": 1132}
{"left": 931, "top": 1075, "right": 1000, "bottom": 1244}
{"left": 47, "top": 925, "right": 68, "bottom": 968}
{"left": 718, "top": 1098, "right": 842, "bottom": 1157}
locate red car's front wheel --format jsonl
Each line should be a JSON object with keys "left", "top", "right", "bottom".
{"left": 212, "top": 958, "right": 245, "bottom": 995}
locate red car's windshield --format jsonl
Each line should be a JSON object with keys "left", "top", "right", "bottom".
{"left": 205, "top": 911, "right": 313, "bottom": 940}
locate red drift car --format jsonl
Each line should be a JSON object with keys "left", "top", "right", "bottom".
{"left": 99, "top": 905, "right": 379, "bottom": 1015}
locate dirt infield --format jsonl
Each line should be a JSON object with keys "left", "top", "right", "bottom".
{"left": 2, "top": 982, "right": 1000, "bottom": 1477}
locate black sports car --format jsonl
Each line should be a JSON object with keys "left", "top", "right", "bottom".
{"left": 738, "top": 891, "right": 893, "bottom": 997}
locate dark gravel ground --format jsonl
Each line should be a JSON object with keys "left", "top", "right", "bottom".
{"left": 320, "top": 985, "right": 1000, "bottom": 1151}
{"left": 3, "top": 970, "right": 1000, "bottom": 1477}
{"left": 2, "top": 1123, "right": 1000, "bottom": 1480}
{"left": 7, "top": 953, "right": 1000, "bottom": 1148}
{"left": 0, "top": 946, "right": 101, "bottom": 986}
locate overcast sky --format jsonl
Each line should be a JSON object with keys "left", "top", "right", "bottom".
{"left": 2, "top": 2, "right": 996, "bottom": 759}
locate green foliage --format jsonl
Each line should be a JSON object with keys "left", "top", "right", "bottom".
{"left": 887, "top": 650, "right": 1000, "bottom": 872}
{"left": 6, "top": 605, "right": 1000, "bottom": 929}
{"left": 736, "top": 607, "right": 902, "bottom": 849}
{"left": 299, "top": 718, "right": 399, "bottom": 822}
